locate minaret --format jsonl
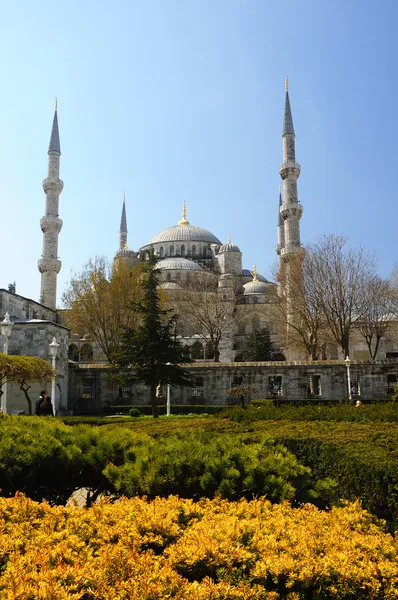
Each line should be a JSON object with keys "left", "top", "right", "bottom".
{"left": 119, "top": 193, "right": 128, "bottom": 250}
{"left": 275, "top": 185, "right": 285, "bottom": 294}
{"left": 279, "top": 77, "right": 303, "bottom": 256}
{"left": 38, "top": 100, "right": 63, "bottom": 309}
{"left": 114, "top": 194, "right": 137, "bottom": 269}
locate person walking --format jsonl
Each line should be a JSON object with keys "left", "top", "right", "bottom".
{"left": 35, "top": 391, "right": 47, "bottom": 415}
{"left": 40, "top": 395, "right": 54, "bottom": 416}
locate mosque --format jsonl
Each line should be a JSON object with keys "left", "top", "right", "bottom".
{"left": 71, "top": 79, "right": 302, "bottom": 363}
{"left": 3, "top": 82, "right": 398, "bottom": 414}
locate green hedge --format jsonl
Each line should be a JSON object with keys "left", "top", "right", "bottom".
{"left": 104, "top": 404, "right": 226, "bottom": 416}
{"left": 0, "top": 415, "right": 335, "bottom": 509}
{"left": 258, "top": 420, "right": 398, "bottom": 532}
{"left": 224, "top": 401, "right": 398, "bottom": 422}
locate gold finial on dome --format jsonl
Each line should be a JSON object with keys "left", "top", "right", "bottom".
{"left": 253, "top": 265, "right": 258, "bottom": 281}
{"left": 178, "top": 201, "right": 189, "bottom": 226}
{"left": 285, "top": 76, "right": 288, "bottom": 92}
{"left": 227, "top": 235, "right": 231, "bottom": 244}
{"left": 55, "top": 96, "right": 58, "bottom": 110}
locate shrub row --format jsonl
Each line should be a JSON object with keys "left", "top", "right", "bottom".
{"left": 226, "top": 400, "right": 398, "bottom": 422}
{"left": 0, "top": 494, "right": 397, "bottom": 599}
{"left": 254, "top": 420, "right": 398, "bottom": 531}
{"left": 0, "top": 415, "right": 334, "bottom": 508}
{"left": 104, "top": 404, "right": 226, "bottom": 416}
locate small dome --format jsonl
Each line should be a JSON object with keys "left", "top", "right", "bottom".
{"left": 156, "top": 257, "right": 203, "bottom": 271}
{"left": 219, "top": 237, "right": 241, "bottom": 253}
{"left": 115, "top": 248, "right": 137, "bottom": 259}
{"left": 159, "top": 282, "right": 181, "bottom": 290}
{"left": 243, "top": 280, "right": 269, "bottom": 295}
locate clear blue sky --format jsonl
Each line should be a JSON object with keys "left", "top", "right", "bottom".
{"left": 0, "top": 0, "right": 397, "bottom": 306}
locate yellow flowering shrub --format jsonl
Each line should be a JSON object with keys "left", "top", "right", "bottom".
{"left": 0, "top": 494, "right": 397, "bottom": 599}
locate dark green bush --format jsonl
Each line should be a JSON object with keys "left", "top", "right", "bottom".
{"left": 224, "top": 401, "right": 398, "bottom": 423}
{"left": 129, "top": 407, "right": 142, "bottom": 418}
{"left": 103, "top": 429, "right": 336, "bottom": 506}
{"left": 104, "top": 404, "right": 225, "bottom": 416}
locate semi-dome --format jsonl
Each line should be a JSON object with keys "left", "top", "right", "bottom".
{"left": 219, "top": 237, "right": 241, "bottom": 253}
{"left": 159, "top": 281, "right": 181, "bottom": 290}
{"left": 156, "top": 257, "right": 203, "bottom": 271}
{"left": 242, "top": 269, "right": 268, "bottom": 283}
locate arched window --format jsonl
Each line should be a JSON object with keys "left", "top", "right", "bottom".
{"left": 68, "top": 344, "right": 79, "bottom": 362}
{"left": 80, "top": 343, "right": 93, "bottom": 362}
{"left": 251, "top": 316, "right": 260, "bottom": 331}
{"left": 192, "top": 245, "right": 196, "bottom": 256}
{"left": 170, "top": 245, "right": 174, "bottom": 256}
{"left": 190, "top": 341, "right": 204, "bottom": 360}
{"left": 166, "top": 272, "right": 171, "bottom": 281}
{"left": 181, "top": 244, "right": 185, "bottom": 256}
{"left": 205, "top": 341, "right": 214, "bottom": 360}
{"left": 160, "top": 247, "right": 164, "bottom": 257}
{"left": 237, "top": 323, "right": 246, "bottom": 336}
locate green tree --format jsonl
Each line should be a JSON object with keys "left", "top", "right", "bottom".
{"left": 238, "top": 327, "right": 278, "bottom": 362}
{"left": 61, "top": 256, "right": 143, "bottom": 361}
{"left": 0, "top": 354, "right": 54, "bottom": 415}
{"left": 111, "top": 255, "right": 191, "bottom": 417}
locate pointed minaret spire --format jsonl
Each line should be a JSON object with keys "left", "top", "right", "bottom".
{"left": 38, "top": 102, "right": 64, "bottom": 309}
{"left": 283, "top": 76, "right": 295, "bottom": 136}
{"left": 48, "top": 99, "right": 61, "bottom": 155}
{"left": 119, "top": 194, "right": 128, "bottom": 250}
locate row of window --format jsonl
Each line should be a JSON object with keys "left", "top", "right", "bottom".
{"left": 81, "top": 374, "right": 398, "bottom": 401}
{"left": 158, "top": 245, "right": 212, "bottom": 258}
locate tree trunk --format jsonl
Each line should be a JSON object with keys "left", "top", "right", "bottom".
{"left": 150, "top": 382, "right": 159, "bottom": 418}
{"left": 20, "top": 384, "right": 32, "bottom": 415}
{"left": 214, "top": 347, "right": 220, "bottom": 362}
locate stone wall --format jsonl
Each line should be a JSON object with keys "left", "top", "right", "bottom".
{"left": 0, "top": 289, "right": 56, "bottom": 322}
{"left": 3, "top": 321, "right": 70, "bottom": 414}
{"left": 68, "top": 360, "right": 398, "bottom": 414}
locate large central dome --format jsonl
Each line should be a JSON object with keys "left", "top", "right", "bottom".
{"left": 142, "top": 202, "right": 221, "bottom": 247}
{"left": 147, "top": 224, "right": 221, "bottom": 245}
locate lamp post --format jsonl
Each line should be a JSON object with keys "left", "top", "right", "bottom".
{"left": 49, "top": 337, "right": 60, "bottom": 415}
{"left": 0, "top": 313, "right": 14, "bottom": 414}
{"left": 166, "top": 362, "right": 171, "bottom": 416}
{"left": 345, "top": 355, "right": 352, "bottom": 401}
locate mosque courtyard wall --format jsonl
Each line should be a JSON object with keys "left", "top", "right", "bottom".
{"left": 68, "top": 360, "right": 398, "bottom": 414}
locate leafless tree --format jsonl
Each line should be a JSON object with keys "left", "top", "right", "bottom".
{"left": 306, "top": 235, "right": 378, "bottom": 357}
{"left": 173, "top": 277, "right": 238, "bottom": 362}
{"left": 357, "top": 277, "right": 396, "bottom": 359}
{"left": 273, "top": 252, "right": 332, "bottom": 360}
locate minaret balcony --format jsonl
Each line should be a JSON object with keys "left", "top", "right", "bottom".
{"left": 42, "top": 178, "right": 64, "bottom": 194}
{"left": 279, "top": 161, "right": 301, "bottom": 180}
{"left": 40, "top": 216, "right": 63, "bottom": 233}
{"left": 280, "top": 245, "right": 303, "bottom": 257}
{"left": 38, "top": 258, "right": 62, "bottom": 274}
{"left": 280, "top": 203, "right": 303, "bottom": 221}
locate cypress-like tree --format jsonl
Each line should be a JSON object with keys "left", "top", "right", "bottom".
{"left": 112, "top": 255, "right": 191, "bottom": 417}
{"left": 238, "top": 327, "right": 277, "bottom": 362}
